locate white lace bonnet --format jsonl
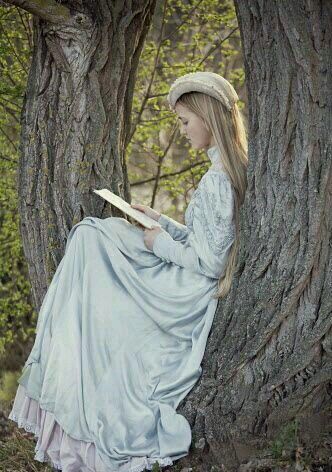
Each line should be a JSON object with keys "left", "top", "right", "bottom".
{"left": 167, "top": 71, "right": 239, "bottom": 112}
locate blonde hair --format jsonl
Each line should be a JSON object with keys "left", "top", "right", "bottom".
{"left": 175, "top": 91, "right": 248, "bottom": 299}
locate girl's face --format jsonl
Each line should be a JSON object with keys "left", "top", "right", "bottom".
{"left": 175, "top": 102, "right": 215, "bottom": 150}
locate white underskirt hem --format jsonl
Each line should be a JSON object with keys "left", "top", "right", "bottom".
{"left": 8, "top": 383, "right": 174, "bottom": 472}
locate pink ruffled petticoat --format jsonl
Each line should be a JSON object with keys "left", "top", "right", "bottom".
{"left": 8, "top": 383, "right": 174, "bottom": 472}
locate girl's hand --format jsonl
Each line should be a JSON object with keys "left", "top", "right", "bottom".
{"left": 130, "top": 203, "right": 161, "bottom": 221}
{"left": 143, "top": 226, "right": 163, "bottom": 251}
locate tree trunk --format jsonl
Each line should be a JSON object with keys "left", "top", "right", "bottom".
{"left": 177, "top": 2, "right": 332, "bottom": 470}
{"left": 17, "top": 0, "right": 156, "bottom": 310}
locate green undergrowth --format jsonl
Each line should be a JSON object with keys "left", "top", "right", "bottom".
{"left": 0, "top": 428, "right": 52, "bottom": 471}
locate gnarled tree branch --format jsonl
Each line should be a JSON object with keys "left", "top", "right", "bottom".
{"left": 3, "top": 0, "right": 71, "bottom": 23}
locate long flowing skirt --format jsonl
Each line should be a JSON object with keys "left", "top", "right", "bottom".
{"left": 8, "top": 216, "right": 219, "bottom": 471}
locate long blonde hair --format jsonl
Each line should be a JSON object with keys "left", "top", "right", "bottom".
{"left": 175, "top": 91, "right": 248, "bottom": 299}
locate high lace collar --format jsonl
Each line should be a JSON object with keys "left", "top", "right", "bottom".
{"left": 206, "top": 144, "right": 225, "bottom": 171}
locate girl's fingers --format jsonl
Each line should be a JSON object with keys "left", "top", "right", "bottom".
{"left": 131, "top": 204, "right": 145, "bottom": 212}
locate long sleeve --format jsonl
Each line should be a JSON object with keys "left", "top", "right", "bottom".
{"left": 157, "top": 214, "right": 189, "bottom": 242}
{"left": 152, "top": 171, "right": 236, "bottom": 279}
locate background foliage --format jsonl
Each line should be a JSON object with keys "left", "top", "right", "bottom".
{"left": 0, "top": 6, "right": 35, "bottom": 372}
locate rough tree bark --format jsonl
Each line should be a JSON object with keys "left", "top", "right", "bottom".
{"left": 176, "top": 2, "right": 332, "bottom": 470}
{"left": 8, "top": 0, "right": 156, "bottom": 310}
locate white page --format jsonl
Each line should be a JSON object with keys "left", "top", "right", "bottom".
{"left": 93, "top": 189, "right": 162, "bottom": 230}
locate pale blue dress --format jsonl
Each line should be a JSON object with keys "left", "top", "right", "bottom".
{"left": 8, "top": 145, "right": 236, "bottom": 471}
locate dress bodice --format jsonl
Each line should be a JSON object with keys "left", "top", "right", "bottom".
{"left": 155, "top": 144, "right": 236, "bottom": 279}
{"left": 184, "top": 145, "right": 230, "bottom": 230}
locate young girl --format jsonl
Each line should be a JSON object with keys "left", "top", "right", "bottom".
{"left": 8, "top": 71, "right": 248, "bottom": 471}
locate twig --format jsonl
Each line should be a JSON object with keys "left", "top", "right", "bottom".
{"left": 131, "top": 157, "right": 210, "bottom": 186}
{"left": 128, "top": 0, "right": 169, "bottom": 142}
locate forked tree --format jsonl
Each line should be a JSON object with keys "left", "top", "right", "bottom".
{"left": 4, "top": 0, "right": 332, "bottom": 470}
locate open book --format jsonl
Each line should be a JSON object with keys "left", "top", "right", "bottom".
{"left": 93, "top": 189, "right": 162, "bottom": 230}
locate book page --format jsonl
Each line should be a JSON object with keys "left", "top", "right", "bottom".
{"left": 93, "top": 189, "right": 162, "bottom": 230}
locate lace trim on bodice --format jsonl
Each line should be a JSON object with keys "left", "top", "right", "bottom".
{"left": 184, "top": 170, "right": 235, "bottom": 254}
